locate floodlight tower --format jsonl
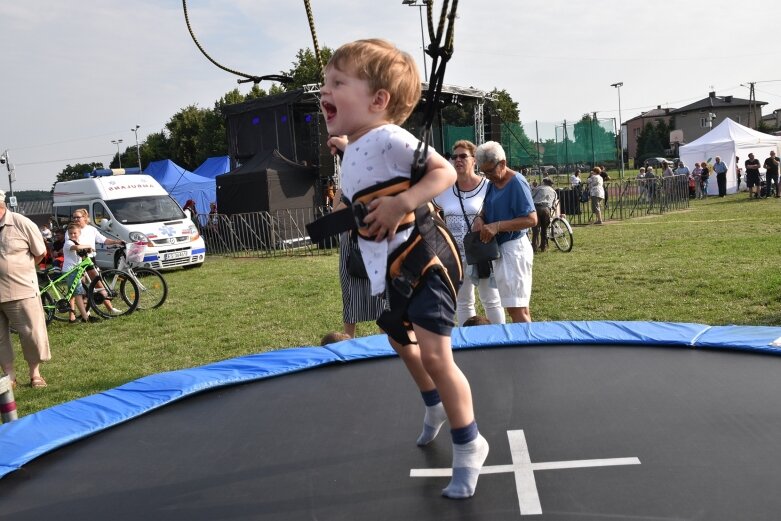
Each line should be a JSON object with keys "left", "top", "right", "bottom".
{"left": 401, "top": 0, "right": 429, "bottom": 77}
{"left": 111, "top": 139, "right": 124, "bottom": 169}
{"left": 611, "top": 82, "right": 625, "bottom": 178}
{"left": 131, "top": 125, "right": 142, "bottom": 172}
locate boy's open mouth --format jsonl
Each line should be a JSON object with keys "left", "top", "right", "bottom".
{"left": 322, "top": 101, "right": 337, "bottom": 121}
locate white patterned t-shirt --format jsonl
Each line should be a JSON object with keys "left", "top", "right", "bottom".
{"left": 432, "top": 177, "right": 489, "bottom": 255}
{"left": 340, "top": 124, "right": 429, "bottom": 295}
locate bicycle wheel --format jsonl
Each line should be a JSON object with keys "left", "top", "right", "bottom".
{"left": 40, "top": 290, "right": 56, "bottom": 325}
{"left": 50, "top": 278, "right": 77, "bottom": 323}
{"left": 128, "top": 267, "right": 168, "bottom": 309}
{"left": 550, "top": 218, "right": 574, "bottom": 252}
{"left": 88, "top": 269, "right": 139, "bottom": 318}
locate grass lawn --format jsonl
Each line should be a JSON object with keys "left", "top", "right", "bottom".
{"left": 6, "top": 193, "right": 781, "bottom": 416}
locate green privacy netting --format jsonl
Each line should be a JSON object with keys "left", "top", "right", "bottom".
{"left": 441, "top": 118, "right": 617, "bottom": 167}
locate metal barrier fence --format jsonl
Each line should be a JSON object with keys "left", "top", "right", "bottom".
{"left": 200, "top": 175, "right": 691, "bottom": 258}
{"left": 197, "top": 207, "right": 338, "bottom": 258}
{"left": 557, "top": 174, "right": 691, "bottom": 225}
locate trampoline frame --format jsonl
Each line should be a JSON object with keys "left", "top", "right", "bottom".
{"left": 2, "top": 320, "right": 780, "bottom": 480}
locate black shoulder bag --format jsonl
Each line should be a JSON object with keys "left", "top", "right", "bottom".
{"left": 346, "top": 231, "right": 368, "bottom": 279}
{"left": 458, "top": 182, "right": 498, "bottom": 278}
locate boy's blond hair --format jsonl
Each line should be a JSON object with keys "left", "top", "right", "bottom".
{"left": 327, "top": 39, "right": 421, "bottom": 125}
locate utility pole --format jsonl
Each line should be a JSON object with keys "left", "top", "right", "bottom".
{"left": 747, "top": 82, "right": 756, "bottom": 128}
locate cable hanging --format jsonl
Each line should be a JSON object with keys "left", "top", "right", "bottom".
{"left": 181, "top": 0, "right": 293, "bottom": 85}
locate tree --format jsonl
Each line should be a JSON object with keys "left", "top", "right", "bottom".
{"left": 636, "top": 119, "right": 674, "bottom": 161}
{"left": 490, "top": 89, "right": 520, "bottom": 123}
{"left": 165, "top": 105, "right": 214, "bottom": 170}
{"left": 55, "top": 162, "right": 104, "bottom": 183}
{"left": 280, "top": 47, "right": 334, "bottom": 90}
{"left": 51, "top": 162, "right": 104, "bottom": 192}
{"left": 142, "top": 131, "right": 171, "bottom": 165}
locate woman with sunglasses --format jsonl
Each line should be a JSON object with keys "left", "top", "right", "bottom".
{"left": 433, "top": 140, "right": 504, "bottom": 325}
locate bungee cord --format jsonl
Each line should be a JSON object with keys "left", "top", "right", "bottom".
{"left": 411, "top": 0, "right": 458, "bottom": 185}
{"left": 181, "top": 0, "right": 293, "bottom": 85}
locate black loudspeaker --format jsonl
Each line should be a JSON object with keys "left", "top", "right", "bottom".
{"left": 317, "top": 114, "right": 335, "bottom": 179}
{"left": 292, "top": 111, "right": 321, "bottom": 167}
{"left": 485, "top": 114, "right": 502, "bottom": 142}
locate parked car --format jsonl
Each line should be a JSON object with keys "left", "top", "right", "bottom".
{"left": 530, "top": 165, "right": 558, "bottom": 176}
{"left": 644, "top": 157, "right": 674, "bottom": 169}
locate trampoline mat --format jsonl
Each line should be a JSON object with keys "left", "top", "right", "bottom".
{"left": 3, "top": 343, "right": 781, "bottom": 520}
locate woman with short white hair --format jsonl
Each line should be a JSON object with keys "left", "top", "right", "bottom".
{"left": 472, "top": 141, "right": 537, "bottom": 323}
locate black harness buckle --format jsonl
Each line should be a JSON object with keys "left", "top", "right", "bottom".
{"left": 352, "top": 201, "right": 369, "bottom": 229}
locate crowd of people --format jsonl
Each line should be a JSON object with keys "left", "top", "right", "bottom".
{"left": 634, "top": 152, "right": 781, "bottom": 200}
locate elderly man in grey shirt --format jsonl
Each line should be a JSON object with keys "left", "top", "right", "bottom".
{"left": 530, "top": 177, "right": 558, "bottom": 253}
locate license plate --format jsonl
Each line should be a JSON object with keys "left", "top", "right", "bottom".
{"left": 162, "top": 251, "right": 189, "bottom": 260}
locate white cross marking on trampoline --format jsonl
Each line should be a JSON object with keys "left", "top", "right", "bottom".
{"left": 410, "top": 429, "right": 640, "bottom": 516}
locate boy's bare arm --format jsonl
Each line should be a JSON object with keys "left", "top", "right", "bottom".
{"left": 364, "top": 154, "right": 456, "bottom": 241}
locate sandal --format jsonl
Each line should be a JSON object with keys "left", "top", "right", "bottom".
{"left": 30, "top": 376, "right": 47, "bottom": 389}
{"left": 68, "top": 318, "right": 78, "bottom": 324}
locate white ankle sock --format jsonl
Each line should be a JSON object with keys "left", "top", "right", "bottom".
{"left": 416, "top": 402, "right": 447, "bottom": 446}
{"left": 442, "top": 434, "right": 489, "bottom": 499}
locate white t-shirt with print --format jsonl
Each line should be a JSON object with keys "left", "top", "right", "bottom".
{"left": 340, "top": 124, "right": 428, "bottom": 295}
{"left": 433, "top": 177, "right": 489, "bottom": 254}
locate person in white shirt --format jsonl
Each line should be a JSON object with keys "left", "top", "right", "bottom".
{"left": 70, "top": 208, "right": 123, "bottom": 314}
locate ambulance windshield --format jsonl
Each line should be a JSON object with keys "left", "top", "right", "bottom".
{"left": 106, "top": 196, "right": 186, "bottom": 224}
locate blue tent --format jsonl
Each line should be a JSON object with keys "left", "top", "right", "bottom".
{"left": 192, "top": 156, "right": 231, "bottom": 179}
{"left": 143, "top": 159, "right": 216, "bottom": 216}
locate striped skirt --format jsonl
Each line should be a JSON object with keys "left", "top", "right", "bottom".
{"left": 339, "top": 233, "right": 386, "bottom": 324}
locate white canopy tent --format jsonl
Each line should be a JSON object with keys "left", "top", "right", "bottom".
{"left": 679, "top": 118, "right": 781, "bottom": 195}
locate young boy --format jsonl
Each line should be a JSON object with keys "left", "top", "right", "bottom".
{"left": 320, "top": 39, "right": 488, "bottom": 499}
{"left": 62, "top": 224, "right": 98, "bottom": 323}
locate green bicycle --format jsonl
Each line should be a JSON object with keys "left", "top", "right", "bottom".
{"left": 39, "top": 249, "right": 140, "bottom": 324}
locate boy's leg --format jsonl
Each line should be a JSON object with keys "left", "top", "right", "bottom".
{"left": 413, "top": 326, "right": 472, "bottom": 429}
{"left": 388, "top": 337, "right": 446, "bottom": 446}
{"left": 413, "top": 325, "right": 488, "bottom": 499}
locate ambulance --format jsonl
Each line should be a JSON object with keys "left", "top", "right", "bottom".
{"left": 52, "top": 171, "right": 206, "bottom": 270}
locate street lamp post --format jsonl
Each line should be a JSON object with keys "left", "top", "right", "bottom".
{"left": 0, "top": 150, "right": 15, "bottom": 208}
{"left": 402, "top": 0, "right": 428, "bottom": 78}
{"left": 111, "top": 139, "right": 124, "bottom": 169}
{"left": 610, "top": 82, "right": 624, "bottom": 178}
{"left": 131, "top": 125, "right": 142, "bottom": 172}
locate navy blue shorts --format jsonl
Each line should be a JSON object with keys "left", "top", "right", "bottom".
{"left": 394, "top": 270, "right": 457, "bottom": 338}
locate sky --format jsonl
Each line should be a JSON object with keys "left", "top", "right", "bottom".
{"left": 1, "top": 0, "right": 780, "bottom": 191}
